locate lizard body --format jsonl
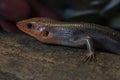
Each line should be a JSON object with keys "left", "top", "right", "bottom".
{"left": 16, "top": 17, "right": 120, "bottom": 60}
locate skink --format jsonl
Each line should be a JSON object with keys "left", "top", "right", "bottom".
{"left": 16, "top": 17, "right": 120, "bottom": 61}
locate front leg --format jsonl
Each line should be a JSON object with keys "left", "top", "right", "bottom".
{"left": 71, "top": 36, "right": 95, "bottom": 62}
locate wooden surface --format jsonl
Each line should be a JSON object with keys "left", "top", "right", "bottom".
{"left": 0, "top": 31, "right": 120, "bottom": 80}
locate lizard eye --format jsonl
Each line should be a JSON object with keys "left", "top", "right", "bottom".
{"left": 26, "top": 23, "right": 33, "bottom": 29}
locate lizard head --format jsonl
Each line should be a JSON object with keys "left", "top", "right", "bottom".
{"left": 16, "top": 17, "right": 51, "bottom": 41}
{"left": 16, "top": 17, "right": 58, "bottom": 43}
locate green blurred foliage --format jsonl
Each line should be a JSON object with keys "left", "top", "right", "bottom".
{"left": 40, "top": 0, "right": 120, "bottom": 29}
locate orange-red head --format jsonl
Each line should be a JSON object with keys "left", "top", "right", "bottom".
{"left": 16, "top": 17, "right": 58, "bottom": 44}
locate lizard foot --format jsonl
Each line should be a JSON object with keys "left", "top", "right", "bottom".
{"left": 81, "top": 53, "right": 95, "bottom": 63}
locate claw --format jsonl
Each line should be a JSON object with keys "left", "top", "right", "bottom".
{"left": 81, "top": 53, "right": 95, "bottom": 63}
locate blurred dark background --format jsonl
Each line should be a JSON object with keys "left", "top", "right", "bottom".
{"left": 0, "top": 0, "right": 120, "bottom": 33}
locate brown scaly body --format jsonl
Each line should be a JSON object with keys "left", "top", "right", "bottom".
{"left": 16, "top": 17, "right": 120, "bottom": 61}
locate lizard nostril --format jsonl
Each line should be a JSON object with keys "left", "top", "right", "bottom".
{"left": 16, "top": 21, "right": 24, "bottom": 28}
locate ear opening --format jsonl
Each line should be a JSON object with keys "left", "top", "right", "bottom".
{"left": 43, "top": 30, "right": 49, "bottom": 37}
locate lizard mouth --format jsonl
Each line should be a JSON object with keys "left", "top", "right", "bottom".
{"left": 16, "top": 21, "right": 25, "bottom": 29}
{"left": 16, "top": 21, "right": 31, "bottom": 34}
